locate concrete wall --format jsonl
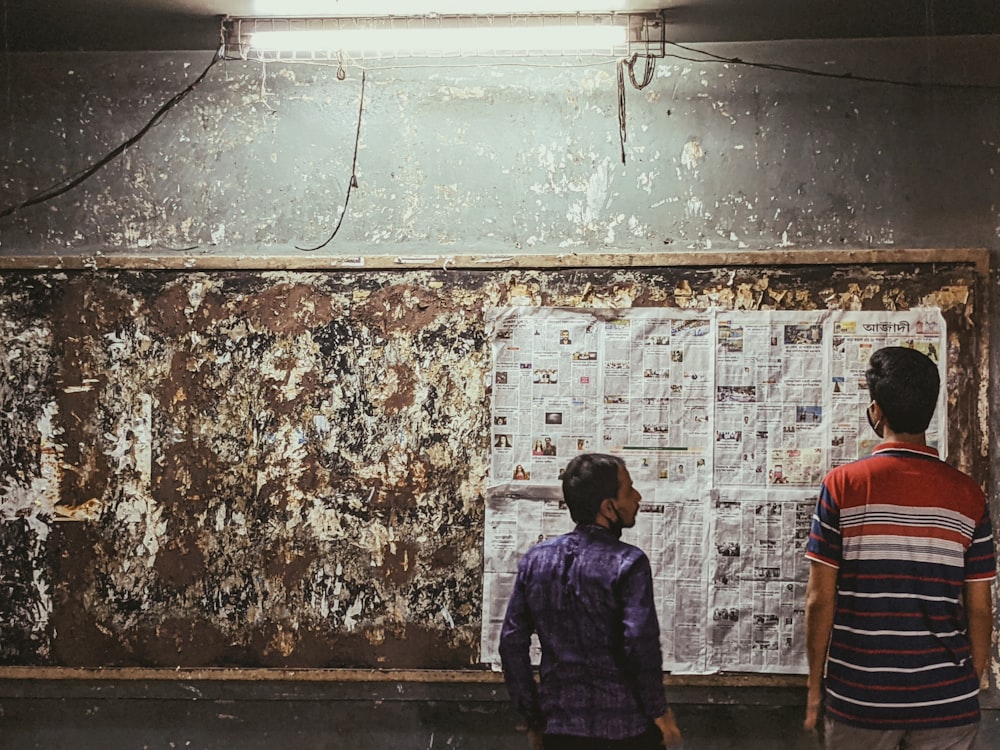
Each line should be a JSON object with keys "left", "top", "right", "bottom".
{"left": 2, "top": 34, "right": 1000, "bottom": 748}
{"left": 3, "top": 39, "right": 998, "bottom": 255}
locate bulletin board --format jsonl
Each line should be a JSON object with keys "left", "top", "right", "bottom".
{"left": 0, "top": 249, "right": 989, "bottom": 675}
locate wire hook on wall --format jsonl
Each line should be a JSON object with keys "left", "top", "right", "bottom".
{"left": 616, "top": 54, "right": 656, "bottom": 165}
{"left": 336, "top": 50, "right": 347, "bottom": 81}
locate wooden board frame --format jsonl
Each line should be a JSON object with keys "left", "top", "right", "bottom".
{"left": 0, "top": 248, "right": 990, "bottom": 692}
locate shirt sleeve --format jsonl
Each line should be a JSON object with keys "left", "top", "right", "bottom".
{"left": 965, "top": 504, "right": 997, "bottom": 582}
{"left": 619, "top": 552, "right": 668, "bottom": 720}
{"left": 498, "top": 558, "right": 544, "bottom": 730}
{"left": 805, "top": 482, "right": 841, "bottom": 568}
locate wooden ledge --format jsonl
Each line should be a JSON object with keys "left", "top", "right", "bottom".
{"left": 0, "top": 667, "right": 806, "bottom": 687}
{"left": 0, "top": 248, "right": 988, "bottom": 272}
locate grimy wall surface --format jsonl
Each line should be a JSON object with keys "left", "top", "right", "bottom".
{"left": 1, "top": 31, "right": 1000, "bottom": 747}
{"left": 0, "top": 259, "right": 986, "bottom": 671}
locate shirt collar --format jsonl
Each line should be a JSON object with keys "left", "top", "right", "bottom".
{"left": 575, "top": 522, "right": 622, "bottom": 540}
{"left": 872, "top": 441, "right": 940, "bottom": 459}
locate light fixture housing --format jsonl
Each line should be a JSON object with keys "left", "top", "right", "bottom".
{"left": 223, "top": 13, "right": 666, "bottom": 61}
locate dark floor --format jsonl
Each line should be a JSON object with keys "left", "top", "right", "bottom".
{"left": 0, "top": 682, "right": 997, "bottom": 749}
{"left": 0, "top": 700, "right": 816, "bottom": 749}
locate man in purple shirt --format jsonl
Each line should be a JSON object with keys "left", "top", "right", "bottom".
{"left": 499, "top": 453, "right": 683, "bottom": 750}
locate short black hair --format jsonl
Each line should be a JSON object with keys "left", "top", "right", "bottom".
{"left": 561, "top": 453, "right": 625, "bottom": 524}
{"left": 866, "top": 346, "right": 940, "bottom": 434}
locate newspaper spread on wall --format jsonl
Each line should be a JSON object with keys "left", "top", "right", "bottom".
{"left": 480, "top": 307, "right": 947, "bottom": 674}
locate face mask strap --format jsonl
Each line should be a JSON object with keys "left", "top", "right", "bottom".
{"left": 867, "top": 400, "right": 884, "bottom": 438}
{"left": 604, "top": 497, "right": 624, "bottom": 532}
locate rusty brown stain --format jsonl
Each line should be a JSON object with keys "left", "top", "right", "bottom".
{"left": 374, "top": 477, "right": 419, "bottom": 512}
{"left": 134, "top": 618, "right": 235, "bottom": 667}
{"left": 145, "top": 281, "right": 193, "bottom": 335}
{"left": 48, "top": 524, "right": 121, "bottom": 666}
{"left": 155, "top": 535, "right": 207, "bottom": 589}
{"left": 429, "top": 544, "right": 458, "bottom": 568}
{"left": 383, "top": 364, "right": 417, "bottom": 413}
{"left": 294, "top": 463, "right": 323, "bottom": 495}
{"left": 53, "top": 281, "right": 117, "bottom": 508}
{"left": 357, "top": 283, "right": 467, "bottom": 337}
{"left": 271, "top": 547, "right": 314, "bottom": 589}
{"left": 378, "top": 540, "right": 419, "bottom": 586}
{"left": 239, "top": 281, "right": 337, "bottom": 337}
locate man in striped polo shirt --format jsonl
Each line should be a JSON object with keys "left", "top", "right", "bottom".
{"left": 804, "top": 346, "right": 995, "bottom": 749}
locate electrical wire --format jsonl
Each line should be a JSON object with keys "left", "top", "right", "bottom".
{"left": 662, "top": 39, "right": 1000, "bottom": 91}
{"left": 3, "top": 0, "right": 11, "bottom": 164}
{"left": 617, "top": 54, "right": 657, "bottom": 165}
{"left": 624, "top": 53, "right": 656, "bottom": 90}
{"left": 617, "top": 59, "right": 627, "bottom": 165}
{"left": 0, "top": 48, "right": 223, "bottom": 221}
{"left": 295, "top": 68, "right": 366, "bottom": 252}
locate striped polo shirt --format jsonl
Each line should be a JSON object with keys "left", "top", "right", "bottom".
{"left": 806, "top": 442, "right": 996, "bottom": 730}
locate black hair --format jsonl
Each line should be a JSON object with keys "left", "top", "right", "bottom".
{"left": 866, "top": 346, "right": 940, "bottom": 434}
{"left": 561, "top": 453, "right": 625, "bottom": 524}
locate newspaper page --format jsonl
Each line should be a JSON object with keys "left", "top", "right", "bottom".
{"left": 483, "top": 307, "right": 715, "bottom": 672}
{"left": 480, "top": 483, "right": 573, "bottom": 667}
{"left": 482, "top": 307, "right": 947, "bottom": 674}
{"left": 705, "top": 486, "right": 815, "bottom": 671}
{"left": 827, "top": 312, "right": 947, "bottom": 463}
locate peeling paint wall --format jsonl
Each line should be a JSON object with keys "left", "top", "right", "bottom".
{"left": 2, "top": 271, "right": 500, "bottom": 667}
{"left": 0, "top": 263, "right": 986, "bottom": 668}
{"left": 0, "top": 39, "right": 999, "bottom": 254}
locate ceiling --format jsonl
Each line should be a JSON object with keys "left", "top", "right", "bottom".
{"left": 3, "top": 0, "right": 999, "bottom": 52}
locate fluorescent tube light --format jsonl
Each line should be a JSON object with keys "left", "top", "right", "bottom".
{"left": 250, "top": 1, "right": 642, "bottom": 13}
{"left": 225, "top": 14, "right": 665, "bottom": 60}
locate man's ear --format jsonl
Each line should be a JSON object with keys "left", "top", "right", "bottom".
{"left": 594, "top": 497, "right": 615, "bottom": 525}
{"left": 871, "top": 400, "right": 887, "bottom": 428}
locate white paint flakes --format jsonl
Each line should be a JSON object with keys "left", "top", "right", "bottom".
{"left": 437, "top": 86, "right": 486, "bottom": 100}
{"left": 440, "top": 606, "right": 455, "bottom": 629}
{"left": 210, "top": 223, "right": 226, "bottom": 245}
{"left": 1, "top": 401, "right": 60, "bottom": 537}
{"left": 313, "top": 414, "right": 331, "bottom": 434}
{"left": 186, "top": 280, "right": 206, "bottom": 316}
{"left": 685, "top": 196, "right": 704, "bottom": 218}
{"left": 681, "top": 139, "right": 704, "bottom": 171}
{"left": 584, "top": 159, "right": 611, "bottom": 225}
{"left": 305, "top": 500, "right": 349, "bottom": 542}
{"left": 636, "top": 170, "right": 659, "bottom": 195}
{"left": 343, "top": 593, "right": 364, "bottom": 631}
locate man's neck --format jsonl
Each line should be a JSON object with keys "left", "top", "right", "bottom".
{"left": 880, "top": 428, "right": 927, "bottom": 446}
